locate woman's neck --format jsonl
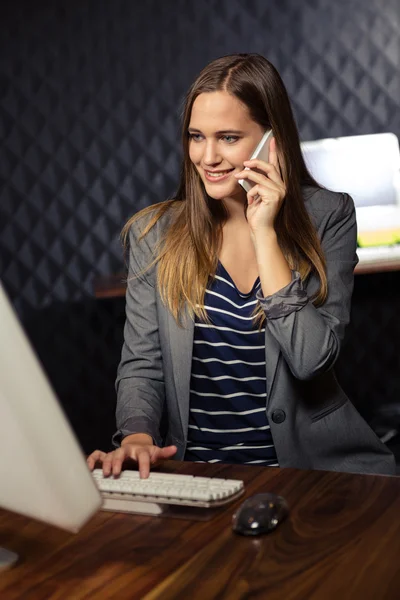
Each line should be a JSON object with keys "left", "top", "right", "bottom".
{"left": 222, "top": 195, "right": 248, "bottom": 223}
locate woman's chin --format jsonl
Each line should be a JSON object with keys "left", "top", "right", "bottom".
{"left": 206, "top": 191, "right": 227, "bottom": 201}
{"left": 204, "top": 183, "right": 244, "bottom": 201}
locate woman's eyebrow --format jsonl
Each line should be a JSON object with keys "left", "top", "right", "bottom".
{"left": 188, "top": 127, "right": 245, "bottom": 134}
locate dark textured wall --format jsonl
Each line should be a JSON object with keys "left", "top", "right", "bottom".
{"left": 1, "top": 0, "right": 399, "bottom": 455}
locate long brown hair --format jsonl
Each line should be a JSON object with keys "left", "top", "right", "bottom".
{"left": 122, "top": 53, "right": 326, "bottom": 325}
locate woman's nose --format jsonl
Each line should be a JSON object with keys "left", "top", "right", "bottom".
{"left": 203, "top": 141, "right": 220, "bottom": 165}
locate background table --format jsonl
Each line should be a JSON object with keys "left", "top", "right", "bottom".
{"left": 0, "top": 462, "right": 399, "bottom": 599}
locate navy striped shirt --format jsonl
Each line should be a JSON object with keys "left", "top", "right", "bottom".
{"left": 184, "top": 261, "right": 278, "bottom": 466}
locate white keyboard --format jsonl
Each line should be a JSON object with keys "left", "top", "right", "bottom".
{"left": 92, "top": 469, "right": 245, "bottom": 515}
{"left": 357, "top": 245, "right": 400, "bottom": 267}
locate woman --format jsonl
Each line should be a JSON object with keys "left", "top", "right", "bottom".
{"left": 88, "top": 53, "right": 395, "bottom": 478}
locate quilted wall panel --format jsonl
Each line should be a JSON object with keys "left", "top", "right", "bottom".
{"left": 1, "top": 0, "right": 399, "bottom": 454}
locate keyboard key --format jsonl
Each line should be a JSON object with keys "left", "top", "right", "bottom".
{"left": 91, "top": 469, "right": 245, "bottom": 508}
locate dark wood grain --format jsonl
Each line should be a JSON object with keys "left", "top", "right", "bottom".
{"left": 93, "top": 274, "right": 127, "bottom": 299}
{"left": 354, "top": 259, "right": 400, "bottom": 275}
{"left": 0, "top": 463, "right": 399, "bottom": 600}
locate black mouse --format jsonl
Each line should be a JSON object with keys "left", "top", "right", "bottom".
{"left": 232, "top": 492, "right": 289, "bottom": 536}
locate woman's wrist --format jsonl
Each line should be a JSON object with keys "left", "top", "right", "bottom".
{"left": 251, "top": 229, "right": 281, "bottom": 267}
{"left": 251, "top": 227, "right": 278, "bottom": 252}
{"left": 251, "top": 229, "right": 292, "bottom": 296}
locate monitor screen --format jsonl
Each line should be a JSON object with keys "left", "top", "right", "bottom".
{"left": 301, "top": 132, "right": 400, "bottom": 208}
{"left": 0, "top": 284, "right": 101, "bottom": 534}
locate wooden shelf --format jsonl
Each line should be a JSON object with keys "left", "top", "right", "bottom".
{"left": 93, "top": 260, "right": 400, "bottom": 299}
{"left": 354, "top": 259, "right": 400, "bottom": 275}
{"left": 93, "top": 274, "right": 127, "bottom": 299}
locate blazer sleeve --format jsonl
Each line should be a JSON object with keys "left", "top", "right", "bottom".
{"left": 256, "top": 192, "right": 358, "bottom": 381}
{"left": 113, "top": 220, "right": 165, "bottom": 447}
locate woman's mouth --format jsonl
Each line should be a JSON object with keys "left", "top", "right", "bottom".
{"left": 204, "top": 168, "right": 234, "bottom": 183}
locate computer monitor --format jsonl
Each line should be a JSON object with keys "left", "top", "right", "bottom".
{"left": 0, "top": 283, "right": 101, "bottom": 567}
{"left": 301, "top": 132, "right": 400, "bottom": 209}
{"left": 302, "top": 133, "right": 400, "bottom": 247}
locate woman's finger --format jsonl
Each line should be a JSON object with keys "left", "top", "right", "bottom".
{"left": 244, "top": 178, "right": 282, "bottom": 204}
{"left": 268, "top": 137, "right": 279, "bottom": 170}
{"left": 270, "top": 137, "right": 284, "bottom": 179}
{"left": 136, "top": 448, "right": 151, "bottom": 479}
{"left": 246, "top": 184, "right": 263, "bottom": 206}
{"left": 102, "top": 449, "right": 124, "bottom": 476}
{"left": 239, "top": 158, "right": 284, "bottom": 186}
{"left": 110, "top": 446, "right": 131, "bottom": 476}
{"left": 235, "top": 168, "right": 281, "bottom": 192}
{"left": 155, "top": 445, "right": 178, "bottom": 460}
{"left": 86, "top": 450, "right": 107, "bottom": 470}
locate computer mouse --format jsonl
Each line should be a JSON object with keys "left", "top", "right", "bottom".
{"left": 232, "top": 492, "right": 289, "bottom": 536}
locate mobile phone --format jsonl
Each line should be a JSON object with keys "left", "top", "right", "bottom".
{"left": 238, "top": 129, "right": 274, "bottom": 193}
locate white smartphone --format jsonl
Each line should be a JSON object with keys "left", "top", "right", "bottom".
{"left": 238, "top": 129, "right": 274, "bottom": 193}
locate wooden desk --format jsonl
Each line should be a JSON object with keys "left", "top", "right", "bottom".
{"left": 1, "top": 462, "right": 399, "bottom": 599}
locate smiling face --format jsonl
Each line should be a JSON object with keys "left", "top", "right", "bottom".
{"left": 188, "top": 91, "right": 265, "bottom": 202}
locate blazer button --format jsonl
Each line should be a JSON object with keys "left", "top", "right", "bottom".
{"left": 271, "top": 409, "right": 286, "bottom": 424}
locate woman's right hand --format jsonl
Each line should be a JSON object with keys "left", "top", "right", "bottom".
{"left": 86, "top": 434, "right": 177, "bottom": 479}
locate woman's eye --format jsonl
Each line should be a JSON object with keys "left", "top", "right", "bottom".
{"left": 188, "top": 133, "right": 203, "bottom": 141}
{"left": 222, "top": 135, "right": 239, "bottom": 143}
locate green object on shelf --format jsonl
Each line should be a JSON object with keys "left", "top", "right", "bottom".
{"left": 358, "top": 229, "right": 400, "bottom": 248}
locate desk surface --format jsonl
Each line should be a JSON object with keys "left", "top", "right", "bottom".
{"left": 1, "top": 462, "right": 399, "bottom": 600}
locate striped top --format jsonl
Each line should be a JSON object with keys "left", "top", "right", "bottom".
{"left": 184, "top": 261, "right": 278, "bottom": 466}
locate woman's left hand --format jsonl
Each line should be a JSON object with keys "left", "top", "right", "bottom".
{"left": 234, "top": 137, "right": 286, "bottom": 235}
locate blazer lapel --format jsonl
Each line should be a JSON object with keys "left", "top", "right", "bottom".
{"left": 167, "top": 308, "right": 194, "bottom": 436}
{"left": 264, "top": 328, "right": 281, "bottom": 403}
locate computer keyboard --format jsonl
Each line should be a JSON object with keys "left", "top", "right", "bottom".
{"left": 357, "top": 245, "right": 400, "bottom": 267}
{"left": 92, "top": 469, "right": 245, "bottom": 515}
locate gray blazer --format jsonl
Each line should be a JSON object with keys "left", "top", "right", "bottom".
{"left": 114, "top": 187, "right": 396, "bottom": 476}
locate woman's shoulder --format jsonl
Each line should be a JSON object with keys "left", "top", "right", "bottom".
{"left": 302, "top": 185, "right": 355, "bottom": 224}
{"left": 127, "top": 199, "right": 182, "bottom": 243}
